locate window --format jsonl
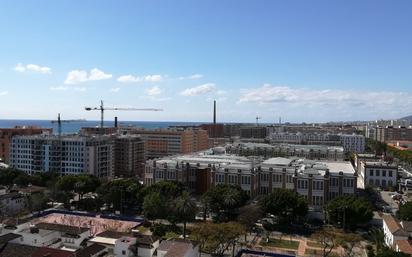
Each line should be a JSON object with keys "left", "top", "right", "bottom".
{"left": 241, "top": 175, "right": 250, "bottom": 185}
{"left": 273, "top": 174, "right": 282, "bottom": 183}
{"left": 122, "top": 250, "right": 126, "bottom": 255}
{"left": 298, "top": 180, "right": 308, "bottom": 189}
{"left": 389, "top": 171, "right": 393, "bottom": 177}
{"left": 343, "top": 179, "right": 354, "bottom": 188}
{"left": 369, "top": 170, "right": 374, "bottom": 176}
{"left": 382, "top": 170, "right": 386, "bottom": 177}
{"left": 313, "top": 181, "right": 324, "bottom": 190}
{"left": 331, "top": 177, "right": 339, "bottom": 187}
{"left": 376, "top": 170, "right": 380, "bottom": 176}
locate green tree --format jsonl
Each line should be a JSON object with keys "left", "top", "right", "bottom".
{"left": 202, "top": 185, "right": 249, "bottom": 221}
{"left": 192, "top": 222, "right": 246, "bottom": 257}
{"left": 98, "top": 178, "right": 143, "bottom": 213}
{"left": 237, "top": 204, "right": 263, "bottom": 241}
{"left": 258, "top": 188, "right": 308, "bottom": 224}
{"left": 141, "top": 181, "right": 185, "bottom": 199}
{"left": 143, "top": 192, "right": 167, "bottom": 221}
{"left": 173, "top": 192, "right": 197, "bottom": 238}
{"left": 399, "top": 202, "right": 412, "bottom": 221}
{"left": 73, "top": 175, "right": 100, "bottom": 201}
{"left": 326, "top": 196, "right": 373, "bottom": 230}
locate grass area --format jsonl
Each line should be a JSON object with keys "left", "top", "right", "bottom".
{"left": 260, "top": 238, "right": 300, "bottom": 250}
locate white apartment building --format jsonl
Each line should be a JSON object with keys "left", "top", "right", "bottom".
{"left": 359, "top": 161, "right": 398, "bottom": 189}
{"left": 340, "top": 134, "right": 365, "bottom": 153}
{"left": 267, "top": 132, "right": 365, "bottom": 153}
{"left": 10, "top": 135, "right": 114, "bottom": 178}
{"left": 226, "top": 143, "right": 345, "bottom": 161}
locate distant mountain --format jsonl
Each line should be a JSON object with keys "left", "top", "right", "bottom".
{"left": 400, "top": 115, "right": 412, "bottom": 122}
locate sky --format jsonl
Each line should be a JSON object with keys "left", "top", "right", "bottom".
{"left": 0, "top": 0, "right": 411, "bottom": 123}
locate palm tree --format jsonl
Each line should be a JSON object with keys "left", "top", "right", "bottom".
{"left": 174, "top": 192, "right": 197, "bottom": 239}
{"left": 369, "top": 228, "right": 385, "bottom": 252}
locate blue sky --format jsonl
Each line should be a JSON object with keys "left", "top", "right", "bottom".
{"left": 0, "top": 0, "right": 411, "bottom": 123}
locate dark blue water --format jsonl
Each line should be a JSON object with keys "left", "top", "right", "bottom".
{"left": 0, "top": 119, "right": 203, "bottom": 134}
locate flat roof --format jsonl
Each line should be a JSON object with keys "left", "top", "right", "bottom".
{"left": 323, "top": 162, "right": 355, "bottom": 174}
{"left": 262, "top": 157, "right": 293, "bottom": 166}
{"left": 88, "top": 236, "right": 117, "bottom": 246}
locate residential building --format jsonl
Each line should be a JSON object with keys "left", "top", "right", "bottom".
{"left": 114, "top": 135, "right": 145, "bottom": 178}
{"left": 376, "top": 126, "right": 412, "bottom": 142}
{"left": 125, "top": 128, "right": 209, "bottom": 159}
{"left": 340, "top": 134, "right": 365, "bottom": 153}
{"left": 0, "top": 126, "right": 52, "bottom": 164}
{"left": 0, "top": 192, "right": 25, "bottom": 215}
{"left": 226, "top": 143, "right": 344, "bottom": 161}
{"left": 268, "top": 132, "right": 365, "bottom": 153}
{"left": 358, "top": 161, "right": 398, "bottom": 189}
{"left": 240, "top": 127, "right": 267, "bottom": 139}
{"left": 157, "top": 239, "right": 199, "bottom": 257}
{"left": 10, "top": 134, "right": 114, "bottom": 178}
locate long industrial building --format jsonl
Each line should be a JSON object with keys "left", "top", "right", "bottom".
{"left": 144, "top": 149, "right": 356, "bottom": 210}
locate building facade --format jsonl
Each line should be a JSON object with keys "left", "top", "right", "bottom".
{"left": 358, "top": 161, "right": 398, "bottom": 189}
{"left": 226, "top": 143, "right": 345, "bottom": 161}
{"left": 0, "top": 126, "right": 52, "bottom": 164}
{"left": 10, "top": 135, "right": 114, "bottom": 178}
{"left": 144, "top": 152, "right": 356, "bottom": 209}
{"left": 125, "top": 128, "right": 209, "bottom": 159}
{"left": 114, "top": 135, "right": 145, "bottom": 178}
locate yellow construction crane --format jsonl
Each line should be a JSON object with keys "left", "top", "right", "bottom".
{"left": 85, "top": 100, "right": 163, "bottom": 128}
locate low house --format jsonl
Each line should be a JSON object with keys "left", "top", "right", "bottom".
{"left": 157, "top": 239, "right": 199, "bottom": 257}
{"left": 0, "top": 192, "right": 25, "bottom": 215}
{"left": 395, "top": 240, "right": 412, "bottom": 255}
{"left": 383, "top": 215, "right": 411, "bottom": 247}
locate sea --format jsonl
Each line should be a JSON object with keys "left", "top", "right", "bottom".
{"left": 0, "top": 119, "right": 204, "bottom": 134}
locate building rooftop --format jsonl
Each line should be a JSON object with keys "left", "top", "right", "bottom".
{"left": 88, "top": 236, "right": 117, "bottom": 246}
{"left": 31, "top": 247, "right": 75, "bottom": 257}
{"left": 0, "top": 243, "right": 38, "bottom": 257}
{"left": 262, "top": 157, "right": 294, "bottom": 167}
{"left": 395, "top": 240, "right": 412, "bottom": 255}
{"left": 75, "top": 243, "right": 106, "bottom": 257}
{"left": 35, "top": 222, "right": 89, "bottom": 235}
{"left": 383, "top": 215, "right": 409, "bottom": 236}
{"left": 0, "top": 233, "right": 21, "bottom": 244}
{"left": 157, "top": 239, "right": 195, "bottom": 257}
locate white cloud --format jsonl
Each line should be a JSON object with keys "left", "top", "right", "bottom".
{"left": 74, "top": 87, "right": 87, "bottom": 92}
{"left": 117, "top": 74, "right": 163, "bottom": 83}
{"left": 49, "top": 86, "right": 68, "bottom": 91}
{"left": 144, "top": 75, "right": 163, "bottom": 82}
{"left": 0, "top": 91, "right": 8, "bottom": 96}
{"left": 64, "top": 68, "right": 112, "bottom": 84}
{"left": 179, "top": 74, "right": 203, "bottom": 80}
{"left": 146, "top": 86, "right": 162, "bottom": 96}
{"left": 110, "top": 87, "right": 120, "bottom": 93}
{"left": 89, "top": 68, "right": 112, "bottom": 81}
{"left": 117, "top": 75, "right": 141, "bottom": 83}
{"left": 238, "top": 84, "right": 412, "bottom": 120}
{"left": 14, "top": 63, "right": 51, "bottom": 74}
{"left": 180, "top": 83, "right": 216, "bottom": 96}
